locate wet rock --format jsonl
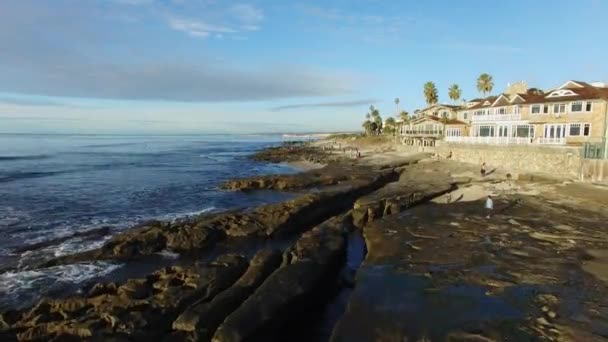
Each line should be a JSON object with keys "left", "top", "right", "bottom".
{"left": 88, "top": 282, "right": 118, "bottom": 297}
{"left": 352, "top": 164, "right": 454, "bottom": 227}
{"left": 212, "top": 215, "right": 348, "bottom": 342}
{"left": 7, "top": 254, "right": 248, "bottom": 341}
{"left": 250, "top": 142, "right": 335, "bottom": 164}
{"left": 172, "top": 249, "right": 282, "bottom": 339}
{"left": 42, "top": 168, "right": 394, "bottom": 266}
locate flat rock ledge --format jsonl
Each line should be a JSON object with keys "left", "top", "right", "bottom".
{"left": 39, "top": 163, "right": 398, "bottom": 268}
{"left": 2, "top": 213, "right": 352, "bottom": 341}
{"left": 212, "top": 213, "right": 350, "bottom": 342}
{"left": 352, "top": 162, "right": 457, "bottom": 228}
{"left": 223, "top": 154, "right": 426, "bottom": 192}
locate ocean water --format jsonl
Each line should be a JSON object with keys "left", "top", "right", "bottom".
{"left": 0, "top": 134, "right": 299, "bottom": 308}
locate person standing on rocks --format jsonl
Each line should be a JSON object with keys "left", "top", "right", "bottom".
{"left": 480, "top": 163, "right": 487, "bottom": 177}
{"left": 485, "top": 195, "right": 494, "bottom": 218}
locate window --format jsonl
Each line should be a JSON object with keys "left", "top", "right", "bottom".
{"left": 447, "top": 128, "right": 461, "bottom": 137}
{"left": 514, "top": 125, "right": 534, "bottom": 138}
{"left": 496, "top": 107, "right": 506, "bottom": 115}
{"left": 569, "top": 123, "right": 592, "bottom": 136}
{"left": 553, "top": 103, "right": 566, "bottom": 113}
{"left": 463, "top": 112, "right": 468, "bottom": 120}
{"left": 442, "top": 111, "right": 448, "bottom": 118}
{"left": 478, "top": 125, "right": 494, "bottom": 137}
{"left": 513, "top": 106, "right": 520, "bottom": 114}
{"left": 586, "top": 101, "right": 593, "bottom": 112}
{"left": 569, "top": 123, "right": 581, "bottom": 136}
{"left": 543, "top": 105, "right": 549, "bottom": 114}
{"left": 547, "top": 89, "right": 578, "bottom": 97}
{"left": 571, "top": 101, "right": 583, "bottom": 112}
{"left": 531, "top": 105, "right": 541, "bottom": 114}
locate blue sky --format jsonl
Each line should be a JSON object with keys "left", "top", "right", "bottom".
{"left": 1, "top": 0, "right": 607, "bottom": 134}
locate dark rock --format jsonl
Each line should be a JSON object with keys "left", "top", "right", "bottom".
{"left": 7, "top": 254, "right": 248, "bottom": 341}
{"left": 212, "top": 215, "right": 348, "bottom": 342}
{"left": 352, "top": 164, "right": 455, "bottom": 227}
{"left": 172, "top": 249, "right": 282, "bottom": 339}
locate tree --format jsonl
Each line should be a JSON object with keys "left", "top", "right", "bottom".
{"left": 399, "top": 110, "right": 410, "bottom": 123}
{"left": 394, "top": 98, "right": 400, "bottom": 116}
{"left": 528, "top": 88, "right": 544, "bottom": 95}
{"left": 477, "top": 73, "right": 494, "bottom": 97}
{"left": 423, "top": 81, "right": 438, "bottom": 105}
{"left": 448, "top": 84, "right": 461, "bottom": 103}
{"left": 362, "top": 105, "right": 382, "bottom": 135}
{"left": 384, "top": 117, "right": 397, "bottom": 135}
{"left": 362, "top": 120, "right": 372, "bottom": 135}
{"left": 370, "top": 121, "right": 378, "bottom": 135}
{"left": 372, "top": 112, "right": 383, "bottom": 135}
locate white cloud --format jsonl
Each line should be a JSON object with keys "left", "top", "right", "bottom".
{"left": 168, "top": 17, "right": 236, "bottom": 38}
{"left": 230, "top": 4, "right": 264, "bottom": 23}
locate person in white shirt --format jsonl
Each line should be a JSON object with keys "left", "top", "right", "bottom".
{"left": 485, "top": 195, "right": 494, "bottom": 218}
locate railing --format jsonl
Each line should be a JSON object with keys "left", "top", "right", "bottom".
{"left": 537, "top": 137, "right": 566, "bottom": 145}
{"left": 402, "top": 130, "right": 443, "bottom": 136}
{"left": 445, "top": 136, "right": 533, "bottom": 145}
{"left": 584, "top": 140, "right": 606, "bottom": 159}
{"left": 471, "top": 113, "right": 521, "bottom": 122}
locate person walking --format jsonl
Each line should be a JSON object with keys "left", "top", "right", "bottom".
{"left": 485, "top": 195, "right": 494, "bottom": 218}
{"left": 480, "top": 163, "right": 487, "bottom": 177}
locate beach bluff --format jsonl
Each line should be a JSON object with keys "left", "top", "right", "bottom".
{"left": 2, "top": 137, "right": 608, "bottom": 341}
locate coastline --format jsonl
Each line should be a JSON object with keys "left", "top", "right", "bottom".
{"left": 2, "top": 137, "right": 608, "bottom": 341}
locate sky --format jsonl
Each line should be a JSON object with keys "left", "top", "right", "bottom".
{"left": 1, "top": 0, "right": 608, "bottom": 134}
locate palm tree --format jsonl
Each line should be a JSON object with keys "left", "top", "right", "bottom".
{"left": 373, "top": 112, "right": 383, "bottom": 135}
{"left": 365, "top": 113, "right": 370, "bottom": 119}
{"left": 448, "top": 84, "right": 461, "bottom": 103}
{"left": 394, "top": 98, "right": 400, "bottom": 116}
{"left": 477, "top": 73, "right": 494, "bottom": 97}
{"left": 423, "top": 82, "right": 438, "bottom": 106}
{"left": 384, "top": 117, "right": 396, "bottom": 135}
{"left": 399, "top": 110, "right": 410, "bottom": 123}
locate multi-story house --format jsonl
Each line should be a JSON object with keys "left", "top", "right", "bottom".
{"left": 448, "top": 80, "right": 608, "bottom": 146}
{"left": 398, "top": 104, "right": 466, "bottom": 146}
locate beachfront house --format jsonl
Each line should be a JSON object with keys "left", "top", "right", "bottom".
{"left": 400, "top": 109, "right": 467, "bottom": 147}
{"left": 449, "top": 80, "right": 608, "bottom": 148}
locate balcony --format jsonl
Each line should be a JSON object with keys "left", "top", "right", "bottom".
{"left": 445, "top": 136, "right": 567, "bottom": 145}
{"left": 537, "top": 137, "right": 566, "bottom": 145}
{"left": 445, "top": 136, "right": 532, "bottom": 145}
{"left": 402, "top": 130, "right": 443, "bottom": 137}
{"left": 471, "top": 113, "right": 521, "bottom": 122}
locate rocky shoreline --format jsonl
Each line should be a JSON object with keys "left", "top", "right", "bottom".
{"left": 2, "top": 140, "right": 608, "bottom": 341}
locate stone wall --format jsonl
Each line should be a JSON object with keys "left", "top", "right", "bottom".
{"left": 435, "top": 142, "right": 582, "bottom": 179}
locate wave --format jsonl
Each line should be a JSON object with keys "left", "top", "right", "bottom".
{"left": 81, "top": 142, "right": 142, "bottom": 148}
{"left": 0, "top": 170, "right": 65, "bottom": 183}
{"left": 159, "top": 207, "right": 216, "bottom": 222}
{"left": 0, "top": 261, "right": 122, "bottom": 310}
{"left": 0, "top": 155, "right": 51, "bottom": 162}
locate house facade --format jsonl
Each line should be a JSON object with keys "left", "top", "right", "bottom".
{"left": 399, "top": 114, "right": 466, "bottom": 147}
{"left": 445, "top": 80, "right": 608, "bottom": 147}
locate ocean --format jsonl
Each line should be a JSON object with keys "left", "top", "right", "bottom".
{"left": 0, "top": 133, "right": 300, "bottom": 308}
